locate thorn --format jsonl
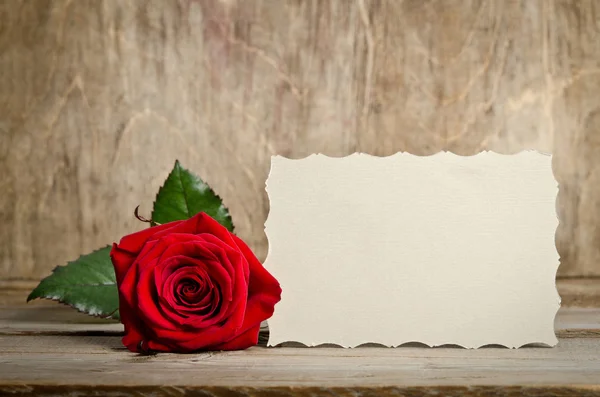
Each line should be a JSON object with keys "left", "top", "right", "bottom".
{"left": 134, "top": 206, "right": 153, "bottom": 223}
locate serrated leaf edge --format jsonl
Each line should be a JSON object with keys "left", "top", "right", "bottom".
{"left": 151, "top": 159, "right": 235, "bottom": 233}
{"left": 33, "top": 294, "right": 120, "bottom": 321}
{"left": 26, "top": 245, "right": 120, "bottom": 320}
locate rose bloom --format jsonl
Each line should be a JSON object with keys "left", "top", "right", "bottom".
{"left": 110, "top": 212, "right": 281, "bottom": 353}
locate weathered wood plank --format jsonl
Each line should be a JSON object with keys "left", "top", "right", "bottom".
{"left": 0, "top": 385, "right": 598, "bottom": 397}
{"left": 1, "top": 0, "right": 600, "bottom": 280}
{"left": 1, "top": 337, "right": 600, "bottom": 389}
{"left": 1, "top": 291, "right": 600, "bottom": 394}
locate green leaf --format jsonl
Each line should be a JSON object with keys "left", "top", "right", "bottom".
{"left": 151, "top": 160, "right": 234, "bottom": 231}
{"left": 27, "top": 246, "right": 120, "bottom": 320}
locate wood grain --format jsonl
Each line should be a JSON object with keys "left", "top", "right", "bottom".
{"left": 1, "top": 336, "right": 600, "bottom": 390}
{"left": 1, "top": 290, "right": 600, "bottom": 395}
{"left": 1, "top": 0, "right": 600, "bottom": 280}
{"left": 558, "top": 279, "right": 600, "bottom": 307}
{"left": 0, "top": 386, "right": 599, "bottom": 397}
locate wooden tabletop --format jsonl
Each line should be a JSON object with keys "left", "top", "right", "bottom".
{"left": 1, "top": 287, "right": 600, "bottom": 396}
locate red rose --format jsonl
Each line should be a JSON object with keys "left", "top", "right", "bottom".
{"left": 110, "top": 212, "right": 281, "bottom": 353}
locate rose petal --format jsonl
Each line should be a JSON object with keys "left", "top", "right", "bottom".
{"left": 135, "top": 259, "right": 180, "bottom": 331}
{"left": 148, "top": 290, "right": 247, "bottom": 350}
{"left": 225, "top": 234, "right": 282, "bottom": 342}
{"left": 155, "top": 234, "right": 220, "bottom": 263}
{"left": 115, "top": 221, "right": 182, "bottom": 256}
{"left": 157, "top": 257, "right": 233, "bottom": 328}
{"left": 157, "top": 254, "right": 232, "bottom": 308}
{"left": 136, "top": 258, "right": 223, "bottom": 332}
{"left": 152, "top": 239, "right": 244, "bottom": 320}
{"left": 136, "top": 234, "right": 202, "bottom": 273}
{"left": 114, "top": 238, "right": 173, "bottom": 327}
{"left": 165, "top": 267, "right": 216, "bottom": 312}
{"left": 195, "top": 233, "right": 249, "bottom": 282}
{"left": 176, "top": 275, "right": 205, "bottom": 304}
{"left": 190, "top": 236, "right": 250, "bottom": 320}
{"left": 115, "top": 260, "right": 150, "bottom": 353}
{"left": 110, "top": 244, "right": 137, "bottom": 284}
{"left": 153, "top": 239, "right": 218, "bottom": 279}
{"left": 119, "top": 293, "right": 145, "bottom": 352}
{"left": 172, "top": 272, "right": 216, "bottom": 309}
{"left": 152, "top": 237, "right": 225, "bottom": 273}
{"left": 146, "top": 338, "right": 176, "bottom": 353}
{"left": 212, "top": 324, "right": 261, "bottom": 350}
{"left": 152, "top": 213, "right": 239, "bottom": 250}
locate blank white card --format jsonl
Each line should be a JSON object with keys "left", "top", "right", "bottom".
{"left": 265, "top": 152, "right": 559, "bottom": 348}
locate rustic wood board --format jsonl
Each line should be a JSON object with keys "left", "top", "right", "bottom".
{"left": 1, "top": 291, "right": 600, "bottom": 395}
{"left": 1, "top": 0, "right": 600, "bottom": 281}
{"left": 1, "top": 337, "right": 600, "bottom": 392}
{"left": 0, "top": 386, "right": 599, "bottom": 397}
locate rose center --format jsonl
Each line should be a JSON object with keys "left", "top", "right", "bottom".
{"left": 176, "top": 278, "right": 203, "bottom": 303}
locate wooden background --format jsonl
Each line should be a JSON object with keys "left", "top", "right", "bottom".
{"left": 0, "top": 0, "right": 599, "bottom": 281}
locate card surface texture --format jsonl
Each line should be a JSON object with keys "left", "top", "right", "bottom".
{"left": 265, "top": 151, "right": 559, "bottom": 348}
